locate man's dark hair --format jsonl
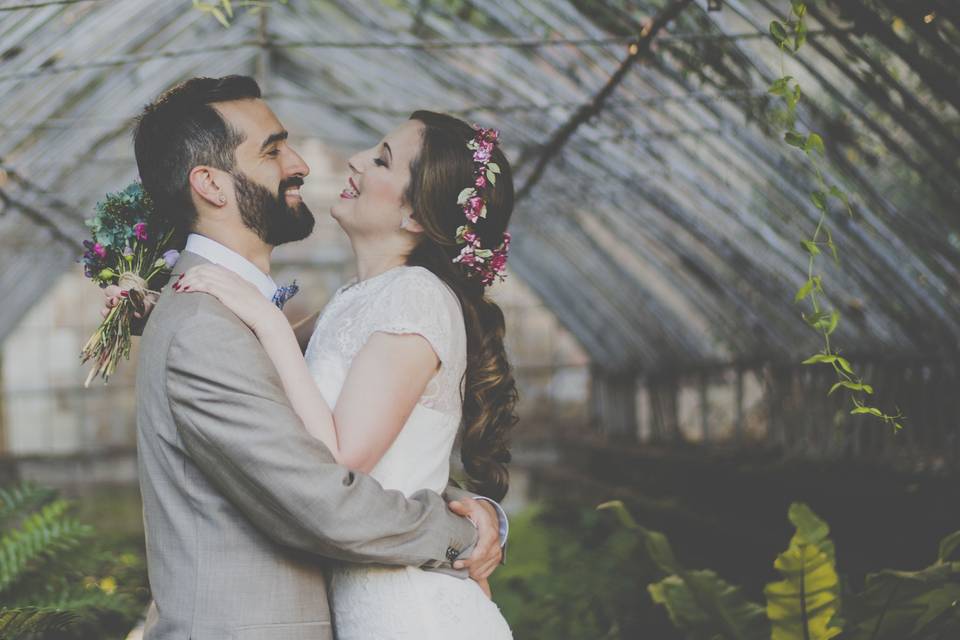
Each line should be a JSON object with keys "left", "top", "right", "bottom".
{"left": 133, "top": 75, "right": 261, "bottom": 232}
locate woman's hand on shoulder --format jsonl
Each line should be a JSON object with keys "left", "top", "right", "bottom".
{"left": 175, "top": 264, "right": 283, "bottom": 335}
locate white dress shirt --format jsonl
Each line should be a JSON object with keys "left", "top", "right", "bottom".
{"left": 184, "top": 233, "right": 278, "bottom": 301}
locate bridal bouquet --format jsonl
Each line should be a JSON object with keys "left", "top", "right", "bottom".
{"left": 79, "top": 182, "right": 180, "bottom": 386}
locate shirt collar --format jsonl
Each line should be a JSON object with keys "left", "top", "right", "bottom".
{"left": 184, "top": 233, "right": 277, "bottom": 301}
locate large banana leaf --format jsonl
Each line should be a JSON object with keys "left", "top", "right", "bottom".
{"left": 764, "top": 503, "right": 842, "bottom": 640}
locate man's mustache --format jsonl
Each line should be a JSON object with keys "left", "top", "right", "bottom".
{"left": 278, "top": 177, "right": 304, "bottom": 193}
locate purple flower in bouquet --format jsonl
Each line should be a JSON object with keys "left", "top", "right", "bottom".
{"left": 162, "top": 249, "right": 180, "bottom": 269}
{"left": 134, "top": 222, "right": 148, "bottom": 241}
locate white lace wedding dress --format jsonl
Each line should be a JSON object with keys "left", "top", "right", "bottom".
{"left": 303, "top": 265, "right": 513, "bottom": 640}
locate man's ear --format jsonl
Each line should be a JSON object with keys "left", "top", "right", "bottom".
{"left": 189, "top": 166, "right": 229, "bottom": 207}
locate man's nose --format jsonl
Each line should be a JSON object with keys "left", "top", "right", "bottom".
{"left": 286, "top": 148, "right": 310, "bottom": 178}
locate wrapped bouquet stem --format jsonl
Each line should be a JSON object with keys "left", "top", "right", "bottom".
{"left": 79, "top": 183, "right": 179, "bottom": 386}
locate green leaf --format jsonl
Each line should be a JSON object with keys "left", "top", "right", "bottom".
{"left": 785, "top": 131, "right": 806, "bottom": 148}
{"left": 794, "top": 17, "right": 808, "bottom": 51}
{"left": 824, "top": 310, "right": 839, "bottom": 336}
{"left": 221, "top": 0, "right": 233, "bottom": 18}
{"left": 807, "top": 310, "right": 839, "bottom": 335}
{"left": 211, "top": 7, "right": 231, "bottom": 27}
{"left": 938, "top": 531, "right": 960, "bottom": 563}
{"left": 845, "top": 563, "right": 960, "bottom": 639}
{"left": 811, "top": 190, "right": 827, "bottom": 210}
{"left": 596, "top": 500, "right": 638, "bottom": 530}
{"left": 851, "top": 406, "right": 883, "bottom": 417}
{"left": 649, "top": 571, "right": 770, "bottom": 640}
{"left": 794, "top": 276, "right": 821, "bottom": 303}
{"left": 486, "top": 170, "right": 497, "bottom": 185}
{"left": 805, "top": 133, "right": 824, "bottom": 156}
{"left": 487, "top": 162, "right": 501, "bottom": 174}
{"left": 764, "top": 503, "right": 842, "bottom": 640}
{"left": 769, "top": 76, "right": 793, "bottom": 96}
{"left": 828, "top": 185, "right": 848, "bottom": 205}
{"left": 802, "top": 353, "right": 837, "bottom": 366}
{"left": 803, "top": 311, "right": 830, "bottom": 328}
{"left": 828, "top": 381, "right": 873, "bottom": 396}
{"left": 802, "top": 240, "right": 821, "bottom": 256}
{"left": 0, "top": 499, "right": 94, "bottom": 592}
{"left": 0, "top": 607, "right": 82, "bottom": 637}
{"left": 836, "top": 357, "right": 854, "bottom": 375}
{"left": 598, "top": 502, "right": 682, "bottom": 576}
{"left": 792, "top": 2, "right": 807, "bottom": 19}
{"left": 0, "top": 483, "right": 56, "bottom": 526}
{"left": 770, "top": 20, "right": 789, "bottom": 47}
{"left": 457, "top": 188, "right": 474, "bottom": 205}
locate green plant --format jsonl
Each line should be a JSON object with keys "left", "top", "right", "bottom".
{"left": 768, "top": 2, "right": 903, "bottom": 432}
{"left": 0, "top": 483, "right": 147, "bottom": 639}
{"left": 488, "top": 503, "right": 675, "bottom": 639}
{"left": 600, "top": 500, "right": 960, "bottom": 639}
{"left": 191, "top": 0, "right": 288, "bottom": 27}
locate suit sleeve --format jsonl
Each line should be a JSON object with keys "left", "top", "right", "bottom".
{"left": 165, "top": 305, "right": 478, "bottom": 568}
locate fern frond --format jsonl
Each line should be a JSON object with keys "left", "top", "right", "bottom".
{"left": 0, "top": 500, "right": 93, "bottom": 594}
{"left": 0, "top": 483, "right": 55, "bottom": 527}
{"left": 0, "top": 605, "right": 81, "bottom": 638}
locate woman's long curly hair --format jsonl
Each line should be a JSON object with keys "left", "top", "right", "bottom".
{"left": 403, "top": 110, "right": 518, "bottom": 502}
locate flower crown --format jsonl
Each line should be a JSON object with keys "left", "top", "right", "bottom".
{"left": 452, "top": 125, "right": 511, "bottom": 287}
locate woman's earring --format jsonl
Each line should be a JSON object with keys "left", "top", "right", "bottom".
{"left": 218, "top": 194, "right": 226, "bottom": 205}
{"left": 400, "top": 215, "right": 411, "bottom": 230}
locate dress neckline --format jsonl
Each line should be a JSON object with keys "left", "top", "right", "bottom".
{"left": 337, "top": 265, "right": 408, "bottom": 296}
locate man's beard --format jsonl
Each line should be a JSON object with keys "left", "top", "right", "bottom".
{"left": 232, "top": 172, "right": 315, "bottom": 246}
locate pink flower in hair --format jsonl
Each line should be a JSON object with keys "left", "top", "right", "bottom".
{"left": 473, "top": 143, "right": 493, "bottom": 164}
{"left": 464, "top": 196, "right": 484, "bottom": 223}
{"left": 453, "top": 125, "right": 511, "bottom": 287}
{"left": 453, "top": 244, "right": 479, "bottom": 266}
{"left": 490, "top": 252, "right": 508, "bottom": 273}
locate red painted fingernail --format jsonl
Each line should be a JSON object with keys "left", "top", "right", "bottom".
{"left": 182, "top": 285, "right": 190, "bottom": 291}
{"left": 119, "top": 291, "right": 128, "bottom": 298}
{"left": 173, "top": 283, "right": 180, "bottom": 290}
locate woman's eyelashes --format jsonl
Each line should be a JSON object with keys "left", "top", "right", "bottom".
{"left": 374, "top": 157, "right": 387, "bottom": 167}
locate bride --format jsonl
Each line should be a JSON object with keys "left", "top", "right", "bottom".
{"left": 164, "top": 111, "right": 516, "bottom": 638}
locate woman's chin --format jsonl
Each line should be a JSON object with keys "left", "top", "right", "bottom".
{"left": 330, "top": 202, "right": 347, "bottom": 220}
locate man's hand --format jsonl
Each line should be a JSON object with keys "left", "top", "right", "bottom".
{"left": 447, "top": 499, "right": 502, "bottom": 581}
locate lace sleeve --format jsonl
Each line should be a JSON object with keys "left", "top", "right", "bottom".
{"left": 362, "top": 269, "right": 458, "bottom": 366}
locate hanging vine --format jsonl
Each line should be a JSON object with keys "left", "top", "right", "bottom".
{"left": 769, "top": 1, "right": 903, "bottom": 432}
{"left": 191, "top": 0, "right": 286, "bottom": 27}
